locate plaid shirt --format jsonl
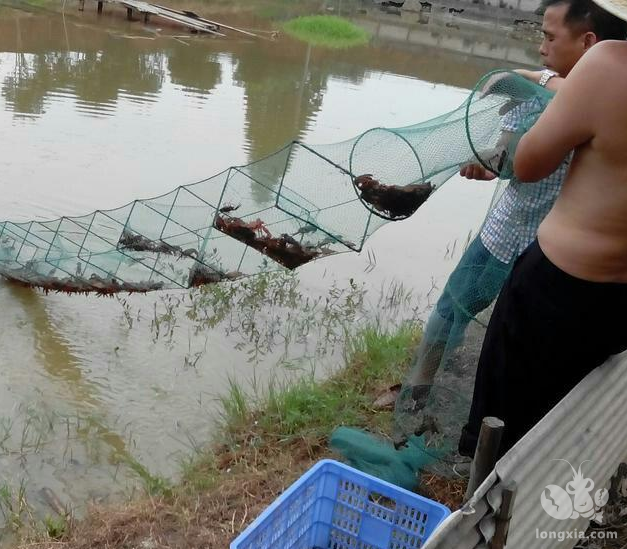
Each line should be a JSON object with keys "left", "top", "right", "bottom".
{"left": 479, "top": 98, "right": 570, "bottom": 263}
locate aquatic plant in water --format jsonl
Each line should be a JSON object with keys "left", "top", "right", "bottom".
{"left": 283, "top": 15, "right": 370, "bottom": 48}
{"left": 138, "top": 271, "right": 425, "bottom": 370}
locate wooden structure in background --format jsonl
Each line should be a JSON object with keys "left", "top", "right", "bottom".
{"left": 78, "top": 0, "right": 260, "bottom": 38}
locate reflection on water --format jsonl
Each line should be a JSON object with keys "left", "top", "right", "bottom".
{"left": 0, "top": 4, "right": 538, "bottom": 148}
{"left": 0, "top": 0, "right": 539, "bottom": 524}
{"left": 10, "top": 284, "right": 98, "bottom": 405}
{"left": 7, "top": 285, "right": 138, "bottom": 461}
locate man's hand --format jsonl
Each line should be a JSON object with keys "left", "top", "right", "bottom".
{"left": 460, "top": 163, "right": 497, "bottom": 181}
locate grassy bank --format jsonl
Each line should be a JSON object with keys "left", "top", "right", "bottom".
{"left": 10, "top": 321, "right": 464, "bottom": 549}
{"left": 283, "top": 15, "right": 369, "bottom": 48}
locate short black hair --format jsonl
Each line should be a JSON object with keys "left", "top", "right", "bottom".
{"left": 541, "top": 0, "right": 627, "bottom": 40}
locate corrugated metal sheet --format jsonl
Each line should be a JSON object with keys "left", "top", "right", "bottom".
{"left": 497, "top": 351, "right": 627, "bottom": 548}
{"left": 422, "top": 473, "right": 497, "bottom": 549}
{"left": 423, "top": 351, "right": 627, "bottom": 549}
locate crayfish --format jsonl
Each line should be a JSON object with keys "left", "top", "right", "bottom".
{"left": 353, "top": 174, "right": 434, "bottom": 219}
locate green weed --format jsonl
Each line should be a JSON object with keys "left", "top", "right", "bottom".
{"left": 42, "top": 514, "right": 67, "bottom": 539}
{"left": 123, "top": 457, "right": 173, "bottom": 498}
{"left": 0, "top": 479, "right": 34, "bottom": 534}
{"left": 283, "top": 15, "right": 369, "bottom": 48}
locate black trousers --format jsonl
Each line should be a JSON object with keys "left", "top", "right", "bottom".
{"left": 459, "top": 239, "right": 627, "bottom": 457}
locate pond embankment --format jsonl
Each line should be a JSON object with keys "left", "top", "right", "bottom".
{"left": 7, "top": 321, "right": 465, "bottom": 549}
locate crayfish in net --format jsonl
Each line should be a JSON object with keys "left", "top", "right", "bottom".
{"left": 186, "top": 262, "right": 243, "bottom": 287}
{"left": 353, "top": 174, "right": 434, "bottom": 219}
{"left": 214, "top": 214, "right": 321, "bottom": 269}
{"left": 6, "top": 273, "right": 164, "bottom": 296}
{"left": 118, "top": 229, "right": 198, "bottom": 259}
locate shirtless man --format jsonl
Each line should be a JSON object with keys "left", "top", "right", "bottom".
{"left": 460, "top": 32, "right": 627, "bottom": 456}
{"left": 396, "top": 0, "right": 626, "bottom": 448}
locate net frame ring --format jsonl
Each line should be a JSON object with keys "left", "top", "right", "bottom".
{"left": 348, "top": 127, "right": 426, "bottom": 221}
{"left": 464, "top": 69, "right": 527, "bottom": 178}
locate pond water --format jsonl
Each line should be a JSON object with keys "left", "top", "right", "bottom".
{"left": 0, "top": 0, "right": 539, "bottom": 529}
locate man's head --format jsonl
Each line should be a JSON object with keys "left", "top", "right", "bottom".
{"left": 539, "top": 0, "right": 627, "bottom": 76}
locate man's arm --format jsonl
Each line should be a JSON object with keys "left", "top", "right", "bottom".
{"left": 513, "top": 45, "right": 606, "bottom": 182}
{"left": 514, "top": 69, "right": 564, "bottom": 92}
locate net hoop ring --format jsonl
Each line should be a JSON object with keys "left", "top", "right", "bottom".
{"left": 348, "top": 127, "right": 425, "bottom": 221}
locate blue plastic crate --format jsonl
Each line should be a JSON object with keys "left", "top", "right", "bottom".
{"left": 231, "top": 459, "right": 451, "bottom": 549}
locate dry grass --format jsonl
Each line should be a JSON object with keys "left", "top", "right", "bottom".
{"left": 18, "top": 447, "right": 465, "bottom": 549}
{"left": 17, "top": 448, "right": 327, "bottom": 549}
{"left": 419, "top": 473, "right": 467, "bottom": 511}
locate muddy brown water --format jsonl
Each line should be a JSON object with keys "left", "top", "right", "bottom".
{"left": 0, "top": 0, "right": 538, "bottom": 530}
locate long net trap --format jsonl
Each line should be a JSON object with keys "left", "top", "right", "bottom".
{"left": 0, "top": 71, "right": 551, "bottom": 297}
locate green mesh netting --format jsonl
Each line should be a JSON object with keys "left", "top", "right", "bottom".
{"left": 0, "top": 70, "right": 551, "bottom": 297}
{"left": 392, "top": 75, "right": 555, "bottom": 462}
{"left": 329, "top": 427, "right": 441, "bottom": 490}
{"left": 330, "top": 73, "right": 556, "bottom": 485}
{"left": 392, "top": 251, "right": 512, "bottom": 452}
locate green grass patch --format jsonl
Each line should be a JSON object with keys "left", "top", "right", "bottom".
{"left": 283, "top": 15, "right": 369, "bottom": 49}
{"left": 215, "top": 322, "right": 419, "bottom": 452}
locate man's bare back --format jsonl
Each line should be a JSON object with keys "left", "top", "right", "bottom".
{"left": 515, "top": 40, "right": 627, "bottom": 282}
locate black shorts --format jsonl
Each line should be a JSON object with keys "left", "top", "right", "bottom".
{"left": 459, "top": 239, "right": 627, "bottom": 457}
